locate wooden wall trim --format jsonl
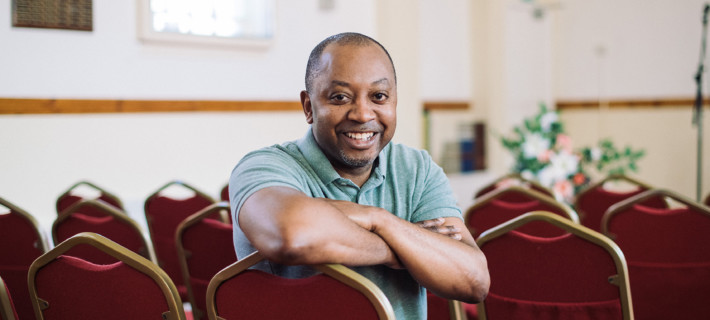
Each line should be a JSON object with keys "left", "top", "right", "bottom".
{"left": 423, "top": 101, "right": 470, "bottom": 111}
{"left": 0, "top": 98, "right": 303, "bottom": 114}
{"left": 556, "top": 97, "right": 710, "bottom": 110}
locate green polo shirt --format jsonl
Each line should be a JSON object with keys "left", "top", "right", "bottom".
{"left": 229, "top": 129, "right": 462, "bottom": 320}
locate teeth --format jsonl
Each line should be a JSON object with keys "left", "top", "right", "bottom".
{"left": 346, "top": 132, "right": 374, "bottom": 141}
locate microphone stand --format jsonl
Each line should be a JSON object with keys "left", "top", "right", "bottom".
{"left": 693, "top": 4, "right": 709, "bottom": 202}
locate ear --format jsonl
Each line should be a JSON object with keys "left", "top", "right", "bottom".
{"left": 300, "top": 90, "right": 314, "bottom": 124}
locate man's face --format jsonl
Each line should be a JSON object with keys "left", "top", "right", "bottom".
{"left": 301, "top": 43, "right": 397, "bottom": 172}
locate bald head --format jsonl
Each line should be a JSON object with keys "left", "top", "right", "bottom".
{"left": 304, "top": 32, "right": 397, "bottom": 93}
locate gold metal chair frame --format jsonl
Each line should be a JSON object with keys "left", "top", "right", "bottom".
{"left": 53, "top": 198, "right": 155, "bottom": 262}
{"left": 476, "top": 211, "right": 634, "bottom": 320}
{"left": 0, "top": 197, "right": 49, "bottom": 253}
{"left": 175, "top": 201, "right": 231, "bottom": 320}
{"left": 0, "top": 276, "right": 17, "bottom": 320}
{"left": 602, "top": 188, "right": 710, "bottom": 239}
{"left": 465, "top": 186, "right": 580, "bottom": 235}
{"left": 55, "top": 180, "right": 124, "bottom": 215}
{"left": 27, "top": 232, "right": 186, "bottom": 320}
{"left": 474, "top": 173, "right": 555, "bottom": 199}
{"left": 205, "top": 251, "right": 396, "bottom": 320}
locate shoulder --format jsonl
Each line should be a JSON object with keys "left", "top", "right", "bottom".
{"left": 236, "top": 140, "right": 304, "bottom": 170}
{"left": 382, "top": 142, "right": 435, "bottom": 170}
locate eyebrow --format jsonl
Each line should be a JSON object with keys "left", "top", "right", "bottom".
{"left": 329, "top": 78, "right": 391, "bottom": 87}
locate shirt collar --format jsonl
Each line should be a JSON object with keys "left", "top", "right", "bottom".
{"left": 296, "top": 128, "right": 387, "bottom": 186}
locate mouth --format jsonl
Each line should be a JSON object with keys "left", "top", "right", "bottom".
{"left": 344, "top": 132, "right": 375, "bottom": 141}
{"left": 342, "top": 131, "right": 378, "bottom": 149}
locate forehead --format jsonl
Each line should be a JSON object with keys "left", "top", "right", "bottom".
{"left": 314, "top": 43, "right": 395, "bottom": 87}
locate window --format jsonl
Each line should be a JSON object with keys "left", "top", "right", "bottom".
{"left": 137, "top": 0, "right": 275, "bottom": 47}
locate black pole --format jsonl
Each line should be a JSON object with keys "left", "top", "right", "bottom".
{"left": 694, "top": 3, "right": 709, "bottom": 202}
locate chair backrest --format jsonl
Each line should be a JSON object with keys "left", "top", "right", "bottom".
{"left": 206, "top": 251, "right": 395, "bottom": 320}
{"left": 0, "top": 276, "right": 18, "bottom": 320}
{"left": 602, "top": 189, "right": 710, "bottom": 319}
{"left": 144, "top": 181, "right": 217, "bottom": 299}
{"left": 464, "top": 186, "right": 579, "bottom": 238}
{"left": 220, "top": 184, "right": 229, "bottom": 202}
{"left": 0, "top": 197, "right": 48, "bottom": 320}
{"left": 426, "top": 291, "right": 466, "bottom": 320}
{"left": 56, "top": 181, "right": 124, "bottom": 217}
{"left": 28, "top": 232, "right": 186, "bottom": 320}
{"left": 52, "top": 199, "right": 154, "bottom": 264}
{"left": 477, "top": 211, "right": 633, "bottom": 320}
{"left": 176, "top": 202, "right": 235, "bottom": 320}
{"left": 474, "top": 173, "right": 555, "bottom": 202}
{"left": 574, "top": 174, "right": 667, "bottom": 232}
{"left": 704, "top": 192, "right": 710, "bottom": 207}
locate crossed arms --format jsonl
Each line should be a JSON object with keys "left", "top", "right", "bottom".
{"left": 238, "top": 186, "right": 490, "bottom": 303}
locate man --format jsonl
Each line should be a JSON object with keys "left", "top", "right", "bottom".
{"left": 229, "top": 32, "right": 489, "bottom": 319}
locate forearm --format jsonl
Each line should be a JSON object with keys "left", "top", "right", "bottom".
{"left": 373, "top": 212, "right": 490, "bottom": 303}
{"left": 239, "top": 187, "right": 398, "bottom": 267}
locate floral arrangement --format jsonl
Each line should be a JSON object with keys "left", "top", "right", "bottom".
{"left": 500, "top": 104, "right": 645, "bottom": 203}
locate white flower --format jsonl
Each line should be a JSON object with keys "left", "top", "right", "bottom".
{"left": 535, "top": 150, "right": 579, "bottom": 188}
{"left": 590, "top": 147, "right": 602, "bottom": 161}
{"left": 522, "top": 133, "right": 550, "bottom": 159}
{"left": 540, "top": 112, "right": 559, "bottom": 132}
{"left": 521, "top": 170, "right": 535, "bottom": 181}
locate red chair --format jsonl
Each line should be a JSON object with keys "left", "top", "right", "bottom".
{"left": 28, "top": 232, "right": 186, "bottom": 320}
{"left": 0, "top": 197, "right": 48, "bottom": 320}
{"left": 602, "top": 189, "right": 710, "bottom": 320}
{"left": 474, "top": 173, "right": 554, "bottom": 202}
{"left": 426, "top": 291, "right": 467, "bottom": 320}
{"left": 464, "top": 186, "right": 579, "bottom": 238}
{"left": 574, "top": 174, "right": 667, "bottom": 232}
{"left": 176, "top": 202, "right": 235, "bottom": 320}
{"left": 53, "top": 199, "right": 153, "bottom": 264}
{"left": 144, "top": 181, "right": 218, "bottom": 300}
{"left": 704, "top": 192, "right": 710, "bottom": 206}
{"left": 478, "top": 211, "right": 633, "bottom": 320}
{"left": 206, "top": 251, "right": 395, "bottom": 320}
{"left": 0, "top": 276, "right": 18, "bottom": 320}
{"left": 56, "top": 181, "right": 124, "bottom": 217}
{"left": 220, "top": 184, "right": 229, "bottom": 202}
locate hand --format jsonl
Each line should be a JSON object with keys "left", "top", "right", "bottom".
{"left": 416, "top": 217, "right": 463, "bottom": 241}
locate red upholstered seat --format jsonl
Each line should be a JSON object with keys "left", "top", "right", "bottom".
{"left": 144, "top": 181, "right": 217, "bottom": 300}
{"left": 474, "top": 173, "right": 555, "bottom": 202}
{"left": 56, "top": 181, "right": 124, "bottom": 217}
{"left": 176, "top": 203, "right": 235, "bottom": 320}
{"left": 52, "top": 199, "right": 152, "bottom": 264}
{"left": 426, "top": 291, "right": 467, "bottom": 320}
{"left": 478, "top": 211, "right": 633, "bottom": 320}
{"left": 27, "top": 232, "right": 186, "bottom": 320}
{"left": 465, "top": 186, "right": 579, "bottom": 238}
{"left": 0, "top": 276, "right": 19, "bottom": 320}
{"left": 574, "top": 175, "right": 666, "bottom": 232}
{"left": 206, "top": 251, "right": 395, "bottom": 320}
{"left": 602, "top": 189, "right": 710, "bottom": 319}
{"left": 220, "top": 184, "right": 229, "bottom": 202}
{"left": 0, "top": 198, "right": 48, "bottom": 320}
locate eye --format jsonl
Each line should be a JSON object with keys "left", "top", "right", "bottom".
{"left": 372, "top": 92, "right": 388, "bottom": 102}
{"left": 329, "top": 93, "right": 350, "bottom": 104}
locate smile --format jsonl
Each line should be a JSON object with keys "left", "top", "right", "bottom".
{"left": 344, "top": 132, "right": 375, "bottom": 141}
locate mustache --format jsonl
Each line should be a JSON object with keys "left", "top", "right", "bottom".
{"left": 339, "top": 122, "right": 383, "bottom": 132}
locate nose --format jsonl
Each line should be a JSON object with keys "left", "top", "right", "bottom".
{"left": 348, "top": 98, "right": 376, "bottom": 123}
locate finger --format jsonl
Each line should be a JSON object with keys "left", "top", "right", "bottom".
{"left": 417, "top": 217, "right": 445, "bottom": 228}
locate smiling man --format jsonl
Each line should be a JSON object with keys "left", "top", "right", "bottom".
{"left": 229, "top": 32, "right": 489, "bottom": 319}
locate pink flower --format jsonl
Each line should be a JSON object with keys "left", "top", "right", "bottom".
{"left": 553, "top": 180, "right": 574, "bottom": 201}
{"left": 537, "top": 149, "right": 553, "bottom": 163}
{"left": 556, "top": 134, "right": 573, "bottom": 152}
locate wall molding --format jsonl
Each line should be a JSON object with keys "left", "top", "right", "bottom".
{"left": 556, "top": 97, "right": 710, "bottom": 110}
{"left": 0, "top": 98, "right": 303, "bottom": 114}
{"left": 423, "top": 101, "right": 470, "bottom": 111}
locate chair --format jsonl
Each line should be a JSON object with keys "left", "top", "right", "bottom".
{"left": 704, "top": 192, "right": 710, "bottom": 206}
{"left": 205, "top": 251, "right": 395, "bottom": 320}
{"left": 602, "top": 189, "right": 710, "bottom": 319}
{"left": 28, "top": 232, "right": 186, "bottom": 320}
{"left": 176, "top": 202, "right": 235, "bottom": 320}
{"left": 474, "top": 173, "right": 555, "bottom": 202}
{"left": 53, "top": 199, "right": 154, "bottom": 264}
{"left": 220, "top": 184, "right": 229, "bottom": 202}
{"left": 477, "top": 211, "right": 633, "bottom": 320}
{"left": 56, "top": 180, "right": 124, "bottom": 217}
{"left": 426, "top": 292, "right": 467, "bottom": 320}
{"left": 0, "top": 197, "right": 48, "bottom": 320}
{"left": 464, "top": 186, "right": 579, "bottom": 238}
{"left": 574, "top": 174, "right": 667, "bottom": 232}
{"left": 0, "top": 276, "right": 18, "bottom": 320}
{"left": 144, "top": 181, "right": 218, "bottom": 300}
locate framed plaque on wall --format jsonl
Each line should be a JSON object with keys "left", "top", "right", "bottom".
{"left": 12, "top": 0, "right": 93, "bottom": 31}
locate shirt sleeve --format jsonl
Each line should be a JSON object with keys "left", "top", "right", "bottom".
{"left": 228, "top": 146, "right": 307, "bottom": 228}
{"left": 411, "top": 150, "right": 463, "bottom": 223}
